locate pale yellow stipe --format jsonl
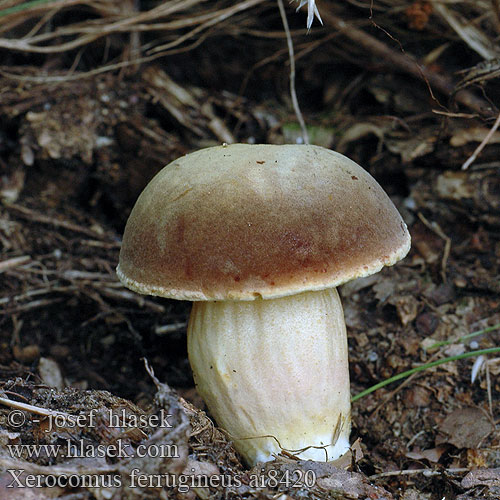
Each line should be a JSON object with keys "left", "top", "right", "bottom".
{"left": 187, "top": 287, "right": 351, "bottom": 466}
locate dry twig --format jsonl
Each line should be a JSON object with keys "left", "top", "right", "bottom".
{"left": 6, "top": 204, "right": 110, "bottom": 240}
{"left": 277, "top": 0, "right": 309, "bottom": 144}
{"left": 462, "top": 111, "right": 500, "bottom": 170}
{"left": 316, "top": 0, "right": 495, "bottom": 117}
{"left": 0, "top": 255, "right": 30, "bottom": 272}
{"left": 417, "top": 212, "right": 452, "bottom": 283}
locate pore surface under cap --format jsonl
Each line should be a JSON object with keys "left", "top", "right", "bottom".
{"left": 117, "top": 144, "right": 410, "bottom": 300}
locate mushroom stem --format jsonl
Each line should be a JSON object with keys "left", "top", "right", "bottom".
{"left": 187, "top": 287, "right": 351, "bottom": 466}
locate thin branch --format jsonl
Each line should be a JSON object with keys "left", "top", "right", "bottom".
{"left": 0, "top": 395, "right": 78, "bottom": 421}
{"left": 316, "top": 0, "right": 495, "bottom": 118}
{"left": 0, "top": 255, "right": 31, "bottom": 273}
{"left": 432, "top": 2, "right": 499, "bottom": 60}
{"left": 462, "top": 110, "right": 500, "bottom": 170}
{"left": 369, "top": 467, "right": 470, "bottom": 480}
{"left": 277, "top": 0, "right": 309, "bottom": 144}
{"left": 6, "top": 204, "right": 112, "bottom": 240}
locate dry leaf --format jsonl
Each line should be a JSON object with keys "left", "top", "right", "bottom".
{"left": 406, "top": 445, "right": 446, "bottom": 463}
{"left": 436, "top": 407, "right": 494, "bottom": 448}
{"left": 461, "top": 468, "right": 500, "bottom": 488}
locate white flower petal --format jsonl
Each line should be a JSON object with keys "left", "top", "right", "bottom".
{"left": 471, "top": 355, "right": 485, "bottom": 384}
{"left": 294, "top": 0, "right": 322, "bottom": 29}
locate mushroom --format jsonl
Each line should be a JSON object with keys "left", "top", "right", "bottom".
{"left": 117, "top": 144, "right": 410, "bottom": 466}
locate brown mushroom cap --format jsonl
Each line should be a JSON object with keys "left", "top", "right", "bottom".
{"left": 117, "top": 144, "right": 410, "bottom": 300}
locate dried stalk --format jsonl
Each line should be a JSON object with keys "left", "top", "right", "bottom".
{"left": 432, "top": 2, "right": 500, "bottom": 60}
{"left": 277, "top": 0, "right": 309, "bottom": 144}
{"left": 462, "top": 110, "right": 500, "bottom": 169}
{"left": 0, "top": 0, "right": 265, "bottom": 55}
{"left": 6, "top": 204, "right": 110, "bottom": 239}
{"left": 316, "top": 0, "right": 496, "bottom": 117}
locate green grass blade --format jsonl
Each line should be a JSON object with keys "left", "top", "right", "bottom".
{"left": 0, "top": 0, "right": 54, "bottom": 18}
{"left": 351, "top": 347, "right": 500, "bottom": 402}
{"left": 425, "top": 323, "right": 500, "bottom": 350}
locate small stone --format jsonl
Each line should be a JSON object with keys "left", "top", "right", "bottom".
{"left": 12, "top": 344, "right": 40, "bottom": 363}
{"left": 38, "top": 357, "right": 64, "bottom": 390}
{"left": 416, "top": 312, "right": 439, "bottom": 335}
